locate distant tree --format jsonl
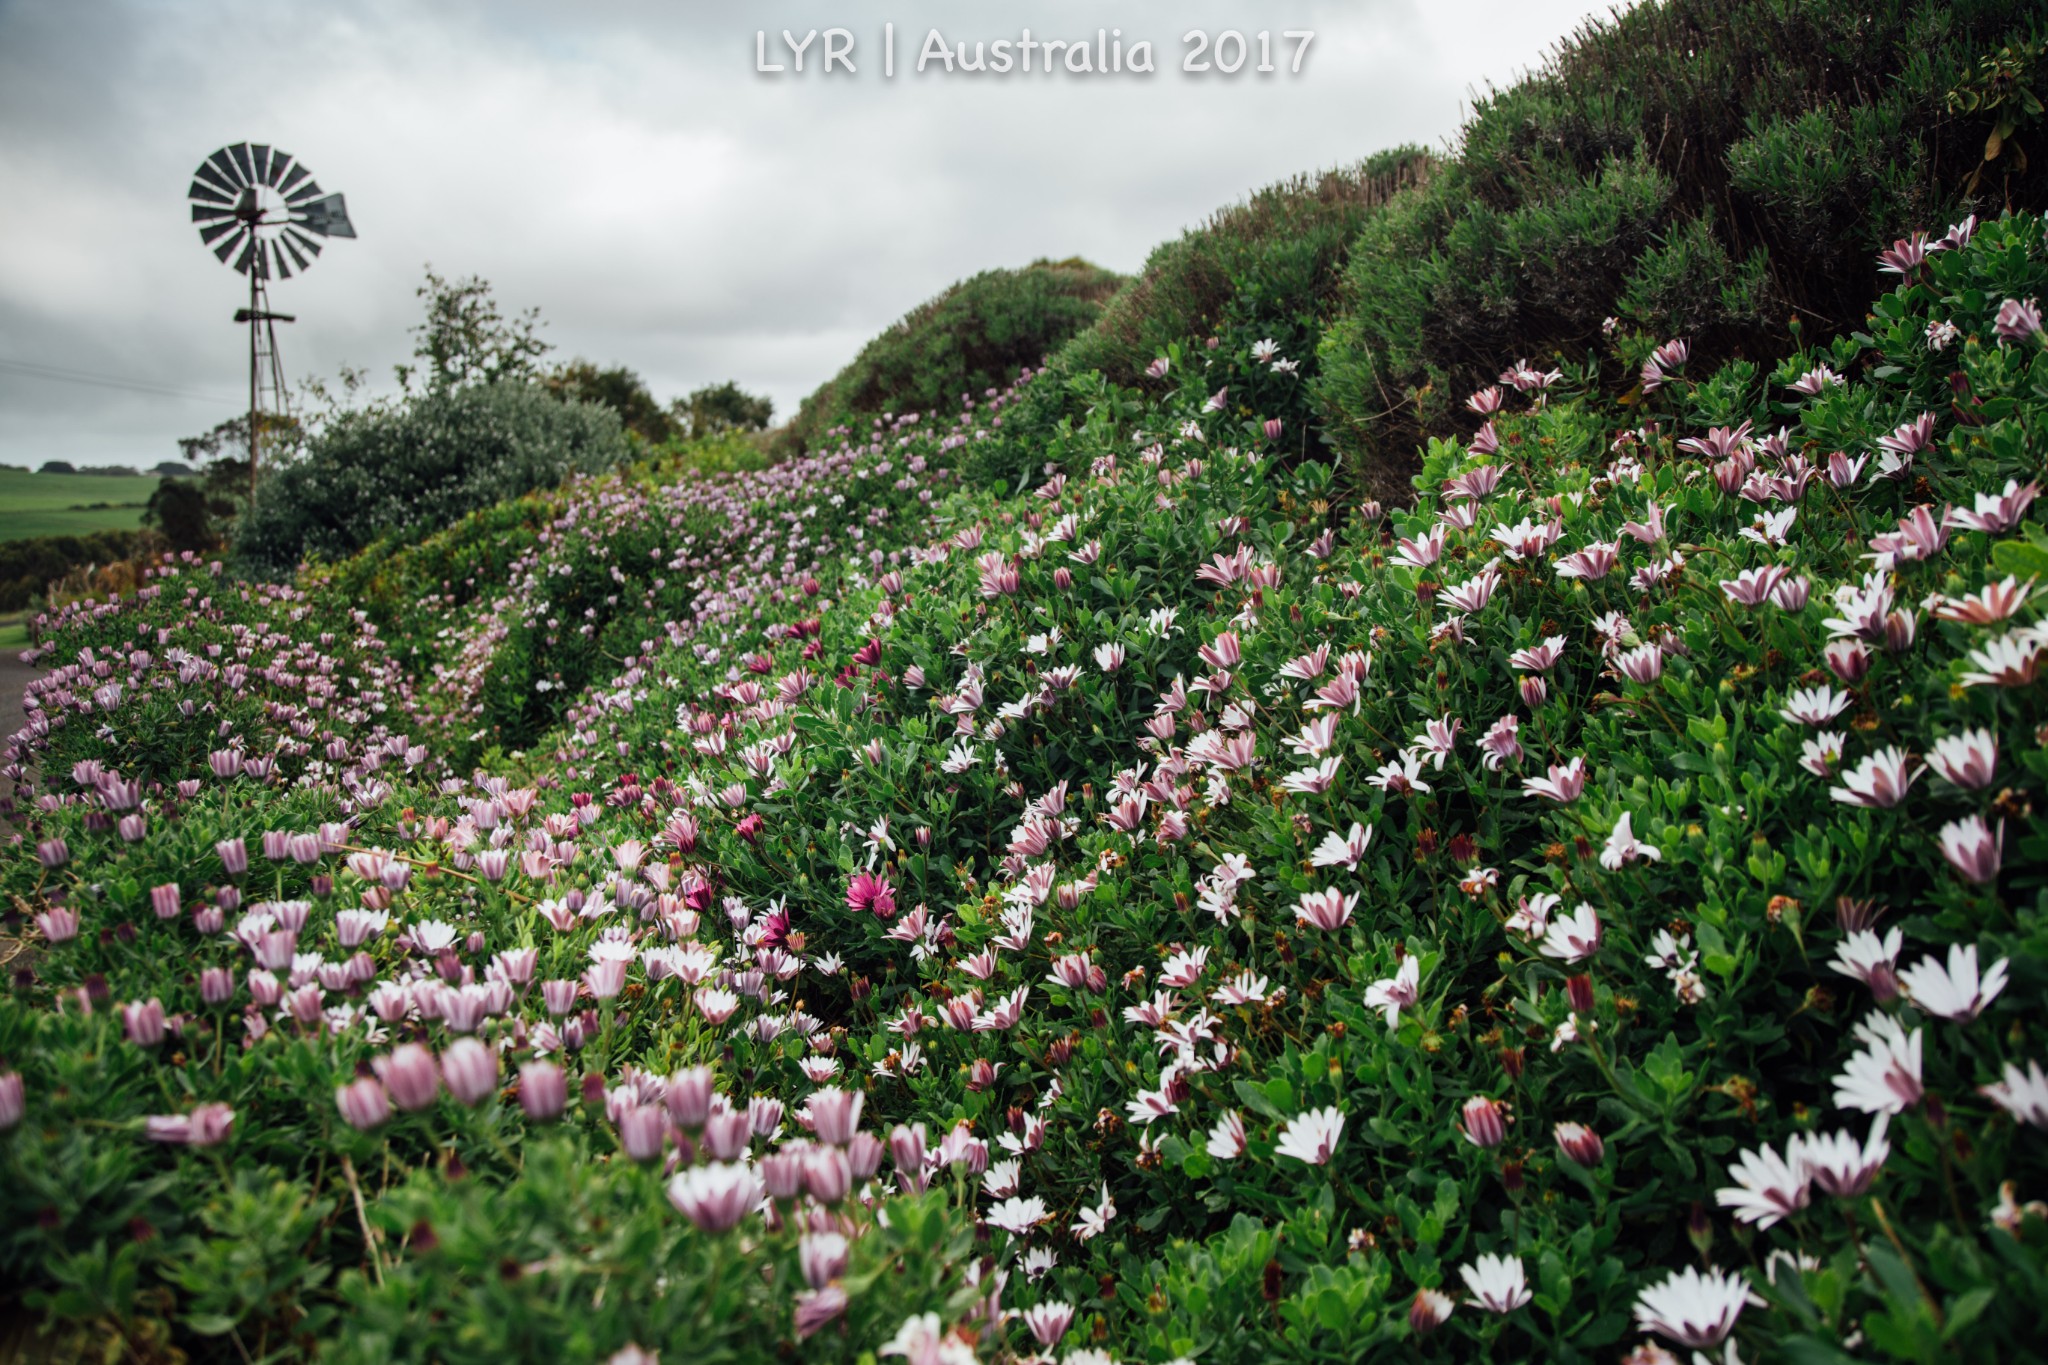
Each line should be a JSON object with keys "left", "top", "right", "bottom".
{"left": 85, "top": 465, "right": 141, "bottom": 478}
{"left": 546, "top": 361, "right": 676, "bottom": 444}
{"left": 675, "top": 381, "right": 774, "bottom": 440}
{"left": 395, "top": 268, "right": 552, "bottom": 394}
{"left": 151, "top": 461, "right": 191, "bottom": 478}
{"left": 176, "top": 412, "right": 297, "bottom": 516}
{"left": 142, "top": 478, "right": 219, "bottom": 553}
{"left": 37, "top": 460, "right": 76, "bottom": 474}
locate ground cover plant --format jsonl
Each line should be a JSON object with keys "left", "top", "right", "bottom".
{"left": 3, "top": 196, "right": 2048, "bottom": 1365}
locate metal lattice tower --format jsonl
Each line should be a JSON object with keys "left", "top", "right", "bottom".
{"left": 186, "top": 143, "right": 357, "bottom": 497}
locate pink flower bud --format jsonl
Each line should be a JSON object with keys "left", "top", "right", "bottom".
{"left": 375, "top": 1043, "right": 440, "bottom": 1112}
{"left": 441, "top": 1038, "right": 499, "bottom": 1106}
{"left": 519, "top": 1061, "right": 567, "bottom": 1120}
{"left": 1554, "top": 1120, "right": 1605, "bottom": 1167}
{"left": 149, "top": 884, "right": 181, "bottom": 920}
{"left": 1460, "top": 1096, "right": 1507, "bottom": 1149}
{"left": 335, "top": 1077, "right": 390, "bottom": 1130}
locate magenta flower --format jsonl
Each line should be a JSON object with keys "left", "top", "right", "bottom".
{"left": 846, "top": 869, "right": 897, "bottom": 919}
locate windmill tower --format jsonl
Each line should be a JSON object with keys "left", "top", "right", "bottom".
{"left": 186, "top": 143, "right": 357, "bottom": 498}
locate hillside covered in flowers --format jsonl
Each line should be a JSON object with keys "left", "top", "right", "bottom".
{"left": 5, "top": 204, "right": 2047, "bottom": 1363}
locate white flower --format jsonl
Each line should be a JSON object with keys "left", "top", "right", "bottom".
{"left": 1632, "top": 1266, "right": 1758, "bottom": 1348}
{"left": 1981, "top": 1059, "right": 2048, "bottom": 1128}
{"left": 1362, "top": 956, "right": 1421, "bottom": 1031}
{"left": 1833, "top": 1013, "right": 1923, "bottom": 1115}
{"left": 1796, "top": 1116, "right": 1891, "bottom": 1196}
{"left": 1274, "top": 1106, "right": 1345, "bottom": 1165}
{"left": 1459, "top": 1253, "right": 1531, "bottom": 1313}
{"left": 1897, "top": 943, "right": 2008, "bottom": 1022}
{"left": 1599, "top": 812, "right": 1661, "bottom": 869}
{"left": 1309, "top": 821, "right": 1373, "bottom": 872}
{"left": 1205, "top": 1110, "right": 1247, "bottom": 1160}
{"left": 1539, "top": 903, "right": 1602, "bottom": 963}
{"left": 984, "top": 1196, "right": 1049, "bottom": 1236}
{"left": 1714, "top": 1140, "right": 1810, "bottom": 1228}
{"left": 880, "top": 1313, "right": 978, "bottom": 1365}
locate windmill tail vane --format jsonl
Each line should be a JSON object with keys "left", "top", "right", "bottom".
{"left": 188, "top": 141, "right": 356, "bottom": 497}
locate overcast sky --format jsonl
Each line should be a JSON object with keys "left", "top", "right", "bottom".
{"left": 0, "top": 0, "right": 1623, "bottom": 469}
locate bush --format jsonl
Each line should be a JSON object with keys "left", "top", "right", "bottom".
{"left": 1314, "top": 0, "right": 2048, "bottom": 499}
{"left": 780, "top": 258, "right": 1124, "bottom": 453}
{"left": 965, "top": 151, "right": 1431, "bottom": 500}
{"left": 235, "top": 380, "right": 631, "bottom": 576}
{"left": 0, "top": 528, "right": 144, "bottom": 612}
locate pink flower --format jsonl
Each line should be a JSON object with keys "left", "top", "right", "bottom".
{"left": 846, "top": 870, "right": 897, "bottom": 919}
{"left": 122, "top": 999, "right": 167, "bottom": 1048}
{"left": 666, "top": 1162, "right": 762, "bottom": 1232}
{"left": 335, "top": 1077, "right": 391, "bottom": 1130}
{"left": 1828, "top": 747, "right": 1921, "bottom": 809}
{"left": 0, "top": 1072, "right": 23, "bottom": 1129}
{"left": 1293, "top": 888, "right": 1357, "bottom": 932}
{"left": 519, "top": 1061, "right": 567, "bottom": 1121}
{"left": 1460, "top": 1096, "right": 1507, "bottom": 1148}
{"left": 441, "top": 1038, "right": 499, "bottom": 1106}
{"left": 146, "top": 1103, "right": 235, "bottom": 1147}
{"left": 1554, "top": 1121, "right": 1605, "bottom": 1167}
{"left": 1521, "top": 757, "right": 1586, "bottom": 803}
{"left": 376, "top": 1044, "right": 440, "bottom": 1112}
{"left": 1938, "top": 815, "right": 2003, "bottom": 884}
{"left": 1994, "top": 297, "right": 2043, "bottom": 343}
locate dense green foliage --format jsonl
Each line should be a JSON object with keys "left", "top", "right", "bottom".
{"left": 0, "top": 528, "right": 142, "bottom": 610}
{"left": 969, "top": 152, "right": 1431, "bottom": 500}
{"left": 782, "top": 258, "right": 1125, "bottom": 453}
{"left": 1314, "top": 0, "right": 2048, "bottom": 493}
{"left": 235, "top": 379, "right": 631, "bottom": 577}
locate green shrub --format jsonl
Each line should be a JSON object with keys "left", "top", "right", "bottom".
{"left": 1315, "top": 0, "right": 2048, "bottom": 499}
{"left": 236, "top": 380, "right": 631, "bottom": 576}
{"left": 780, "top": 258, "right": 1124, "bottom": 453}
{"left": 972, "top": 151, "right": 1431, "bottom": 497}
{"left": 0, "top": 529, "right": 144, "bottom": 611}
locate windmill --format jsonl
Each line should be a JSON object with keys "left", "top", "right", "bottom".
{"left": 187, "top": 143, "right": 356, "bottom": 498}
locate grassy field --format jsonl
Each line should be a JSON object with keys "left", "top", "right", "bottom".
{"left": 0, "top": 468, "right": 161, "bottom": 541}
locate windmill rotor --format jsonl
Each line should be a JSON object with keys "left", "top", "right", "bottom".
{"left": 187, "top": 141, "right": 355, "bottom": 280}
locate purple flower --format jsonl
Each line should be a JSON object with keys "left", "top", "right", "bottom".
{"left": 1994, "top": 297, "right": 2043, "bottom": 343}
{"left": 0, "top": 1072, "right": 23, "bottom": 1129}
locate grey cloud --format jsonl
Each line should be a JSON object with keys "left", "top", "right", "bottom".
{"left": 0, "top": 0, "right": 1618, "bottom": 467}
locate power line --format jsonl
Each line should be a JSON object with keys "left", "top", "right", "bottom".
{"left": 0, "top": 357, "right": 238, "bottom": 406}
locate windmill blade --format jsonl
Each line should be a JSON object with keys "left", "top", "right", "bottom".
{"left": 233, "top": 234, "right": 264, "bottom": 277}
{"left": 282, "top": 226, "right": 323, "bottom": 260}
{"left": 199, "top": 218, "right": 243, "bottom": 247}
{"left": 192, "top": 203, "right": 239, "bottom": 226}
{"left": 277, "top": 161, "right": 311, "bottom": 196}
{"left": 280, "top": 232, "right": 312, "bottom": 273}
{"left": 189, "top": 176, "right": 235, "bottom": 207}
{"left": 193, "top": 160, "right": 239, "bottom": 199}
{"left": 214, "top": 223, "right": 250, "bottom": 265}
{"left": 293, "top": 193, "right": 355, "bottom": 239}
{"left": 269, "top": 240, "right": 294, "bottom": 279}
{"left": 206, "top": 147, "right": 246, "bottom": 189}
{"left": 265, "top": 151, "right": 295, "bottom": 188}
{"left": 228, "top": 142, "right": 256, "bottom": 187}
{"left": 283, "top": 178, "right": 323, "bottom": 206}
{"left": 250, "top": 144, "right": 273, "bottom": 186}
